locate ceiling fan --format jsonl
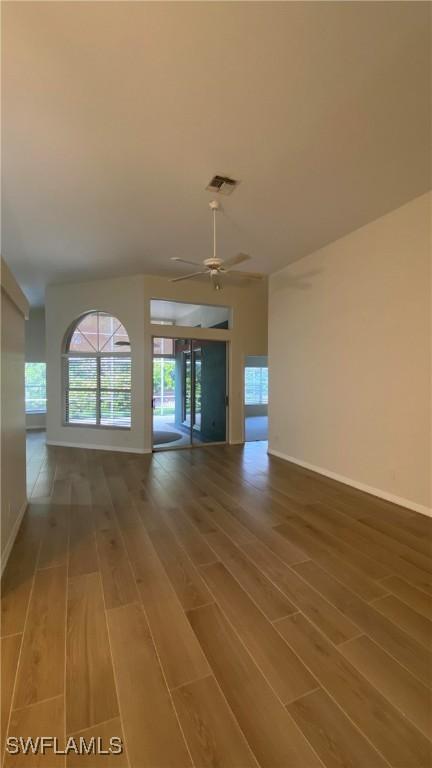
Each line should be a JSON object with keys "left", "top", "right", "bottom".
{"left": 170, "top": 200, "right": 263, "bottom": 291}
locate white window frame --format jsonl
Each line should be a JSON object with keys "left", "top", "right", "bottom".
{"left": 62, "top": 313, "right": 132, "bottom": 429}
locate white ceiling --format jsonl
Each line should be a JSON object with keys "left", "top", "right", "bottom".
{"left": 2, "top": 1, "right": 430, "bottom": 306}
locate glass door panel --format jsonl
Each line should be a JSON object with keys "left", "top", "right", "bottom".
{"left": 182, "top": 349, "right": 192, "bottom": 429}
{"left": 152, "top": 337, "right": 228, "bottom": 450}
{"left": 193, "top": 348, "right": 201, "bottom": 432}
{"left": 152, "top": 337, "right": 192, "bottom": 449}
{"left": 192, "top": 340, "right": 227, "bottom": 444}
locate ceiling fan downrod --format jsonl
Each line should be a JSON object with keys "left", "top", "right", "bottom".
{"left": 209, "top": 199, "right": 219, "bottom": 263}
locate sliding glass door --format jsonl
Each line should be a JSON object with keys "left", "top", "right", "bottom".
{"left": 152, "top": 337, "right": 191, "bottom": 449}
{"left": 193, "top": 340, "right": 227, "bottom": 444}
{"left": 152, "top": 337, "right": 227, "bottom": 450}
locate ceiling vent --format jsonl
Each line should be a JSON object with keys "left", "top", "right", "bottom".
{"left": 206, "top": 175, "right": 240, "bottom": 195}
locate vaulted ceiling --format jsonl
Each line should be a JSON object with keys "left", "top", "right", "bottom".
{"left": 2, "top": 1, "right": 430, "bottom": 305}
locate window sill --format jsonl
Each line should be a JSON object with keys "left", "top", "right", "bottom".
{"left": 26, "top": 411, "right": 47, "bottom": 415}
{"left": 63, "top": 423, "right": 131, "bottom": 431}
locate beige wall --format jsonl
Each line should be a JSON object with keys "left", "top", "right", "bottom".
{"left": 1, "top": 259, "right": 29, "bottom": 571}
{"left": 26, "top": 413, "right": 46, "bottom": 430}
{"left": 46, "top": 273, "right": 268, "bottom": 452}
{"left": 268, "top": 192, "right": 431, "bottom": 514}
{"left": 25, "top": 307, "right": 46, "bottom": 361}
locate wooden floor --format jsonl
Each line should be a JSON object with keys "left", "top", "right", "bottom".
{"left": 1, "top": 431, "right": 431, "bottom": 767}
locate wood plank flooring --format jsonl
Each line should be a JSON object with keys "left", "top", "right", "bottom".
{"left": 1, "top": 431, "right": 431, "bottom": 767}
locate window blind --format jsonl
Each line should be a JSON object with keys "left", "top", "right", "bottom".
{"left": 245, "top": 366, "right": 268, "bottom": 405}
{"left": 100, "top": 357, "right": 131, "bottom": 426}
{"left": 64, "top": 356, "right": 131, "bottom": 427}
{"left": 100, "top": 357, "right": 131, "bottom": 389}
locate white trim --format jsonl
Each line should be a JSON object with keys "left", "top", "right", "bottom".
{"left": 46, "top": 439, "right": 150, "bottom": 454}
{"left": 1, "top": 257, "right": 29, "bottom": 318}
{"left": 268, "top": 448, "right": 432, "bottom": 518}
{"left": 1, "top": 500, "right": 28, "bottom": 577}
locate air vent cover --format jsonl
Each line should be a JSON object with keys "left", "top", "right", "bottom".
{"left": 206, "top": 175, "right": 240, "bottom": 195}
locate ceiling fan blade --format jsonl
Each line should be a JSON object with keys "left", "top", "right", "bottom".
{"left": 170, "top": 271, "right": 208, "bottom": 283}
{"left": 222, "top": 252, "right": 250, "bottom": 270}
{"left": 224, "top": 269, "right": 263, "bottom": 280}
{"left": 170, "top": 257, "right": 204, "bottom": 267}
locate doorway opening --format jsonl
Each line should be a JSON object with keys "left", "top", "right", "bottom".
{"left": 152, "top": 337, "right": 228, "bottom": 450}
{"left": 244, "top": 355, "right": 268, "bottom": 441}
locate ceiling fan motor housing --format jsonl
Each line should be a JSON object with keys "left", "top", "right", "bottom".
{"left": 204, "top": 257, "right": 223, "bottom": 269}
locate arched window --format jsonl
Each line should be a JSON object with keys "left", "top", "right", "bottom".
{"left": 63, "top": 312, "right": 131, "bottom": 428}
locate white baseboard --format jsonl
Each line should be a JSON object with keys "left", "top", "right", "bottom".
{"left": 1, "top": 500, "right": 28, "bottom": 577}
{"left": 46, "top": 440, "right": 151, "bottom": 454}
{"left": 268, "top": 448, "right": 432, "bottom": 518}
